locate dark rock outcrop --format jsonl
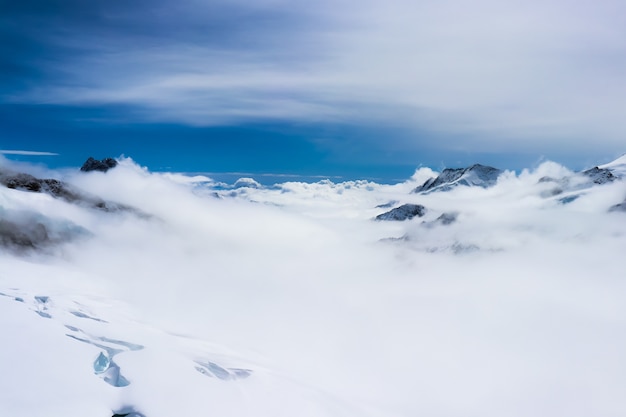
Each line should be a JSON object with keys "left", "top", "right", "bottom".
{"left": 581, "top": 166, "right": 617, "bottom": 184}
{"left": 81, "top": 157, "right": 118, "bottom": 173}
{"left": 413, "top": 164, "right": 502, "bottom": 193}
{"left": 0, "top": 170, "right": 142, "bottom": 214}
{"left": 375, "top": 204, "right": 426, "bottom": 221}
{"left": 1, "top": 172, "right": 84, "bottom": 202}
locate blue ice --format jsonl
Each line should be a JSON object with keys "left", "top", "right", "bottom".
{"left": 94, "top": 352, "right": 110, "bottom": 374}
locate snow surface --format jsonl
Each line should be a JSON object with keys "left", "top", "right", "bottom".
{"left": 1, "top": 155, "right": 626, "bottom": 416}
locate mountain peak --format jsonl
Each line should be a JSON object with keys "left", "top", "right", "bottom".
{"left": 413, "top": 164, "right": 502, "bottom": 193}
{"left": 599, "top": 153, "right": 626, "bottom": 177}
{"left": 80, "top": 157, "right": 118, "bottom": 173}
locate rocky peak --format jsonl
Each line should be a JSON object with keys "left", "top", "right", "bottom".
{"left": 375, "top": 204, "right": 427, "bottom": 221}
{"left": 0, "top": 169, "right": 139, "bottom": 214}
{"left": 0, "top": 171, "right": 79, "bottom": 201}
{"left": 581, "top": 166, "right": 617, "bottom": 184}
{"left": 80, "top": 157, "right": 118, "bottom": 173}
{"left": 413, "top": 164, "right": 502, "bottom": 193}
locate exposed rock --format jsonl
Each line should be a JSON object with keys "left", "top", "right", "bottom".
{"left": 375, "top": 204, "right": 426, "bottom": 221}
{"left": 413, "top": 164, "right": 502, "bottom": 193}
{"left": 599, "top": 153, "right": 626, "bottom": 177}
{"left": 581, "top": 166, "right": 617, "bottom": 184}
{"left": 0, "top": 169, "right": 145, "bottom": 215}
{"left": 80, "top": 157, "right": 118, "bottom": 172}
{"left": 1, "top": 172, "right": 84, "bottom": 202}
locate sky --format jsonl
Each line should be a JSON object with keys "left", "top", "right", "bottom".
{"left": 1, "top": 0, "right": 626, "bottom": 181}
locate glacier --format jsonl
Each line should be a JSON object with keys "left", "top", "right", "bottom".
{"left": 1, "top": 154, "right": 625, "bottom": 417}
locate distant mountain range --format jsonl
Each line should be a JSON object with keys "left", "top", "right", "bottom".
{"left": 411, "top": 157, "right": 624, "bottom": 195}
{"left": 1, "top": 155, "right": 625, "bottom": 251}
{"left": 373, "top": 154, "right": 626, "bottom": 220}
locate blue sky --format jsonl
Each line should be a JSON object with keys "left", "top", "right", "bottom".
{"left": 1, "top": 0, "right": 625, "bottom": 182}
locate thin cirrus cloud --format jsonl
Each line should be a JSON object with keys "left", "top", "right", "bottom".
{"left": 0, "top": 150, "right": 59, "bottom": 156}
{"left": 3, "top": 0, "right": 626, "bottom": 154}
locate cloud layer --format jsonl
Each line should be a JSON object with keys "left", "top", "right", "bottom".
{"left": 3, "top": 0, "right": 626, "bottom": 155}
{"left": 1, "top": 156, "right": 625, "bottom": 415}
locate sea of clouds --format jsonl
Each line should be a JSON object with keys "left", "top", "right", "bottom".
{"left": 1, "top": 155, "right": 625, "bottom": 417}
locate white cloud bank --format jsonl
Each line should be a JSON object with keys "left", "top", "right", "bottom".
{"left": 1, "top": 156, "right": 625, "bottom": 416}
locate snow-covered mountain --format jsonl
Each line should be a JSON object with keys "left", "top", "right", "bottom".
{"left": 599, "top": 152, "right": 626, "bottom": 177}
{"left": 1, "top": 155, "right": 626, "bottom": 417}
{"left": 580, "top": 166, "right": 618, "bottom": 184}
{"left": 375, "top": 203, "right": 426, "bottom": 221}
{"left": 412, "top": 164, "right": 503, "bottom": 193}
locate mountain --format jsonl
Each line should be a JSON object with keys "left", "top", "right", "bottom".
{"left": 534, "top": 155, "right": 625, "bottom": 202}
{"left": 413, "top": 164, "right": 503, "bottom": 193}
{"left": 375, "top": 204, "right": 426, "bottom": 221}
{"left": 80, "top": 157, "right": 119, "bottom": 172}
{"left": 0, "top": 168, "right": 142, "bottom": 214}
{"left": 0, "top": 165, "right": 150, "bottom": 253}
{"left": 580, "top": 166, "right": 617, "bottom": 184}
{"left": 599, "top": 153, "right": 626, "bottom": 177}
{"left": 0, "top": 171, "right": 82, "bottom": 201}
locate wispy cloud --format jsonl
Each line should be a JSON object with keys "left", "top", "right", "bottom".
{"left": 0, "top": 150, "right": 59, "bottom": 156}
{"left": 3, "top": 0, "right": 626, "bottom": 155}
